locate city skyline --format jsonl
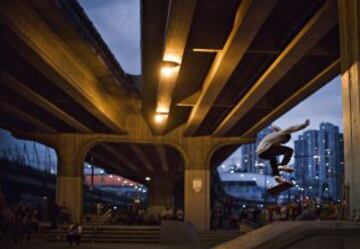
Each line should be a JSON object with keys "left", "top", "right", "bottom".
{"left": 219, "top": 122, "right": 344, "bottom": 202}
{"left": 294, "top": 122, "right": 344, "bottom": 201}
{"left": 220, "top": 76, "right": 342, "bottom": 170}
{"left": 220, "top": 121, "right": 343, "bottom": 172}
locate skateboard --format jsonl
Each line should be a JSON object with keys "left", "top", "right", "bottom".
{"left": 266, "top": 181, "right": 294, "bottom": 196}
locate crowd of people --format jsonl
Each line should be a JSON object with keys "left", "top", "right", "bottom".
{"left": 260, "top": 200, "right": 344, "bottom": 223}
{"left": 0, "top": 190, "right": 75, "bottom": 244}
{"left": 0, "top": 186, "right": 349, "bottom": 245}
{"left": 211, "top": 197, "right": 346, "bottom": 230}
{"left": 85, "top": 205, "right": 185, "bottom": 226}
{"left": 49, "top": 202, "right": 71, "bottom": 228}
{"left": 0, "top": 198, "right": 40, "bottom": 244}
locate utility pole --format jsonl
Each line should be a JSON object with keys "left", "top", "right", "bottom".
{"left": 91, "top": 158, "right": 95, "bottom": 214}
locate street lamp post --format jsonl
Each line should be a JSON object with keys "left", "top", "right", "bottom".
{"left": 90, "top": 158, "right": 95, "bottom": 214}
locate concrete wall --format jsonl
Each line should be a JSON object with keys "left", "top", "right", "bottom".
{"left": 286, "top": 235, "right": 360, "bottom": 249}
{"left": 214, "top": 221, "right": 360, "bottom": 249}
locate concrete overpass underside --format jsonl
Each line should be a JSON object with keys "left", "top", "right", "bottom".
{"left": 0, "top": 0, "right": 360, "bottom": 232}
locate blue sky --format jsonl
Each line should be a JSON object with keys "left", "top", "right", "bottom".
{"left": 78, "top": 0, "right": 141, "bottom": 75}
{"left": 275, "top": 76, "right": 342, "bottom": 132}
{"left": 0, "top": 129, "right": 57, "bottom": 172}
{"left": 0, "top": 1, "right": 343, "bottom": 171}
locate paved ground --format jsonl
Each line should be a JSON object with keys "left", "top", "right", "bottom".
{"left": 0, "top": 240, "right": 216, "bottom": 249}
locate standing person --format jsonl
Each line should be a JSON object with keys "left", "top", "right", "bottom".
{"left": 175, "top": 208, "right": 184, "bottom": 221}
{"left": 10, "top": 214, "right": 21, "bottom": 244}
{"left": 30, "top": 210, "right": 39, "bottom": 234}
{"left": 256, "top": 120, "right": 310, "bottom": 183}
{"left": 67, "top": 222, "right": 82, "bottom": 246}
{"left": 22, "top": 215, "right": 32, "bottom": 244}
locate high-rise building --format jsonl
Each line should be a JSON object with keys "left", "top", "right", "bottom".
{"left": 240, "top": 126, "right": 273, "bottom": 174}
{"left": 294, "top": 123, "right": 344, "bottom": 201}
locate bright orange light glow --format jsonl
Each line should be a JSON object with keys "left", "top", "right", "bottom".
{"left": 154, "top": 112, "right": 168, "bottom": 124}
{"left": 161, "top": 66, "right": 174, "bottom": 77}
{"left": 156, "top": 104, "right": 169, "bottom": 114}
{"left": 160, "top": 59, "right": 180, "bottom": 77}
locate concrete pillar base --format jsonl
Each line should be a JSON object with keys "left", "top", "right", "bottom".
{"left": 56, "top": 176, "right": 83, "bottom": 222}
{"left": 184, "top": 169, "right": 210, "bottom": 231}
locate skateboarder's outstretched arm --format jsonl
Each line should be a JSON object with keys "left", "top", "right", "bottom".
{"left": 271, "top": 125, "right": 282, "bottom": 132}
{"left": 280, "top": 119, "right": 309, "bottom": 134}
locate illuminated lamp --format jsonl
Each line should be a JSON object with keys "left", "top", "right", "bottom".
{"left": 161, "top": 60, "right": 180, "bottom": 77}
{"left": 154, "top": 112, "right": 168, "bottom": 124}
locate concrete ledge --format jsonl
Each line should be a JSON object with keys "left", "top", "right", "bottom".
{"left": 160, "top": 221, "right": 200, "bottom": 245}
{"left": 213, "top": 221, "right": 360, "bottom": 249}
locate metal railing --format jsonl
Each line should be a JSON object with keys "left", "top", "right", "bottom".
{"left": 95, "top": 209, "right": 113, "bottom": 225}
{"left": 90, "top": 209, "right": 113, "bottom": 242}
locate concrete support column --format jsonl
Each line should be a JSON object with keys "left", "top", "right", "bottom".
{"left": 184, "top": 169, "right": 210, "bottom": 231}
{"left": 339, "top": 0, "right": 360, "bottom": 219}
{"left": 184, "top": 143, "right": 211, "bottom": 231}
{"left": 147, "top": 177, "right": 174, "bottom": 215}
{"left": 55, "top": 134, "right": 85, "bottom": 222}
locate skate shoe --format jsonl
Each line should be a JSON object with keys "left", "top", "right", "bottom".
{"left": 274, "top": 175, "right": 284, "bottom": 183}
{"left": 278, "top": 165, "right": 294, "bottom": 173}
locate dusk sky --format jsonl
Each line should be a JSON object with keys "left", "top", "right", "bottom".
{"left": 0, "top": 0, "right": 343, "bottom": 170}
{"left": 78, "top": 0, "right": 141, "bottom": 75}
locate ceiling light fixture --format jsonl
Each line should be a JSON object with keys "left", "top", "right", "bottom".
{"left": 154, "top": 112, "right": 168, "bottom": 124}
{"left": 161, "top": 60, "right": 180, "bottom": 77}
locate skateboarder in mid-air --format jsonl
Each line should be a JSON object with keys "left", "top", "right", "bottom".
{"left": 256, "top": 119, "right": 310, "bottom": 184}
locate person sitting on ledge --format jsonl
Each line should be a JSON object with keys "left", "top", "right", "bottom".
{"left": 67, "top": 222, "right": 82, "bottom": 246}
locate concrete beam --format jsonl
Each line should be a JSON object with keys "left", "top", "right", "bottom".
{"left": 243, "top": 59, "right": 340, "bottom": 137}
{"left": 214, "top": 0, "right": 338, "bottom": 136}
{"left": 176, "top": 91, "right": 201, "bottom": 107}
{"left": 101, "top": 144, "right": 139, "bottom": 172}
{"left": 155, "top": 145, "right": 169, "bottom": 172}
{"left": 184, "top": 0, "right": 278, "bottom": 136}
{"left": 130, "top": 144, "right": 154, "bottom": 172}
{"left": 0, "top": 0, "right": 127, "bottom": 134}
{"left": 0, "top": 70, "right": 91, "bottom": 133}
{"left": 0, "top": 100, "right": 56, "bottom": 133}
{"left": 155, "top": 0, "right": 197, "bottom": 119}
{"left": 177, "top": 90, "right": 233, "bottom": 108}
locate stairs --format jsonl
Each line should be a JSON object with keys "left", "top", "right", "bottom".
{"left": 44, "top": 225, "right": 161, "bottom": 243}
{"left": 44, "top": 224, "right": 243, "bottom": 245}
